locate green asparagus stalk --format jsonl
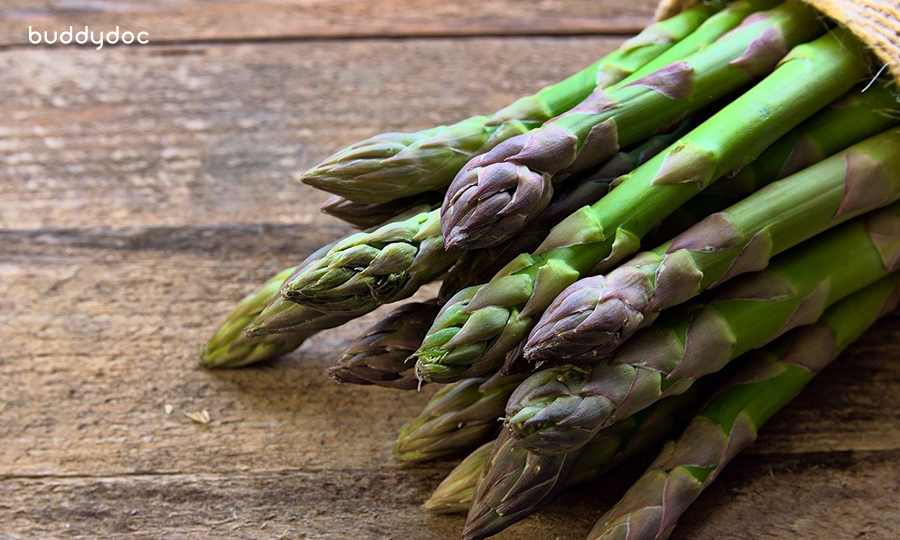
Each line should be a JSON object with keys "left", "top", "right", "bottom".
{"left": 506, "top": 202, "right": 900, "bottom": 455}
{"left": 642, "top": 80, "right": 900, "bottom": 246}
{"left": 394, "top": 371, "right": 526, "bottom": 463}
{"left": 460, "top": 378, "right": 719, "bottom": 539}
{"left": 440, "top": 2, "right": 824, "bottom": 251}
{"left": 328, "top": 299, "right": 440, "bottom": 390}
{"left": 525, "top": 126, "right": 900, "bottom": 363}
{"left": 413, "top": 30, "right": 872, "bottom": 384}
{"left": 613, "top": 0, "right": 783, "bottom": 88}
{"left": 281, "top": 205, "right": 446, "bottom": 314}
{"left": 589, "top": 4, "right": 720, "bottom": 87}
{"left": 586, "top": 274, "right": 900, "bottom": 540}
{"left": 321, "top": 192, "right": 442, "bottom": 229}
{"left": 230, "top": 236, "right": 356, "bottom": 338}
{"left": 300, "top": 5, "right": 716, "bottom": 204}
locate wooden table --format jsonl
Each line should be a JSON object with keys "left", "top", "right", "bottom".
{"left": 2, "top": 2, "right": 899, "bottom": 538}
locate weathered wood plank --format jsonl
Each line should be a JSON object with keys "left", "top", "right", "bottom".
{"left": 1, "top": 0, "right": 655, "bottom": 45}
{"left": 0, "top": 37, "right": 624, "bottom": 230}
{"left": 2, "top": 451, "right": 898, "bottom": 539}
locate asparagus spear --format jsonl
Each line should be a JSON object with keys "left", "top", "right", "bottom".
{"left": 461, "top": 379, "right": 718, "bottom": 539}
{"left": 440, "top": 2, "right": 824, "bottom": 251}
{"left": 230, "top": 238, "right": 356, "bottom": 339}
{"left": 440, "top": 118, "right": 699, "bottom": 298}
{"left": 328, "top": 300, "right": 441, "bottom": 390}
{"left": 424, "top": 441, "right": 493, "bottom": 514}
{"left": 200, "top": 266, "right": 350, "bottom": 368}
{"left": 202, "top": 231, "right": 364, "bottom": 368}
{"left": 211, "top": 203, "right": 447, "bottom": 369}
{"left": 586, "top": 274, "right": 900, "bottom": 540}
{"left": 612, "top": 0, "right": 783, "bottom": 88}
{"left": 413, "top": 30, "right": 872, "bottom": 384}
{"left": 300, "top": 6, "right": 716, "bottom": 204}
{"left": 202, "top": 333, "right": 309, "bottom": 370}
{"left": 321, "top": 192, "right": 442, "bottom": 229}
{"left": 642, "top": 80, "right": 900, "bottom": 246}
{"left": 526, "top": 126, "right": 900, "bottom": 363}
{"left": 280, "top": 205, "right": 456, "bottom": 313}
{"left": 588, "top": 4, "right": 719, "bottom": 87}
{"left": 200, "top": 267, "right": 301, "bottom": 368}
{"left": 506, "top": 202, "right": 900, "bottom": 455}
{"left": 394, "top": 371, "right": 526, "bottom": 463}
{"left": 240, "top": 295, "right": 344, "bottom": 336}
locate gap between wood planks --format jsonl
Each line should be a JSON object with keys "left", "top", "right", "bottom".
{"left": 2, "top": 448, "right": 896, "bottom": 482}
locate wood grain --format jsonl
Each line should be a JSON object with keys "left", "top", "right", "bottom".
{"left": 4, "top": 450, "right": 898, "bottom": 539}
{"left": 1, "top": 0, "right": 656, "bottom": 46}
{"left": 0, "top": 37, "right": 623, "bottom": 230}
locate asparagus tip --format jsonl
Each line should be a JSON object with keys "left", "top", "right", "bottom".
{"left": 242, "top": 323, "right": 267, "bottom": 338}
{"left": 442, "top": 229, "right": 469, "bottom": 251}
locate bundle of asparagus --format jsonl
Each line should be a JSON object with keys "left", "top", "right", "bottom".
{"left": 199, "top": 1, "right": 900, "bottom": 538}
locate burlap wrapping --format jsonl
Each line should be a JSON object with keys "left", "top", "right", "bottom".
{"left": 656, "top": 0, "right": 900, "bottom": 84}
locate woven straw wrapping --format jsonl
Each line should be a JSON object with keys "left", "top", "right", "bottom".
{"left": 657, "top": 0, "right": 900, "bottom": 84}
